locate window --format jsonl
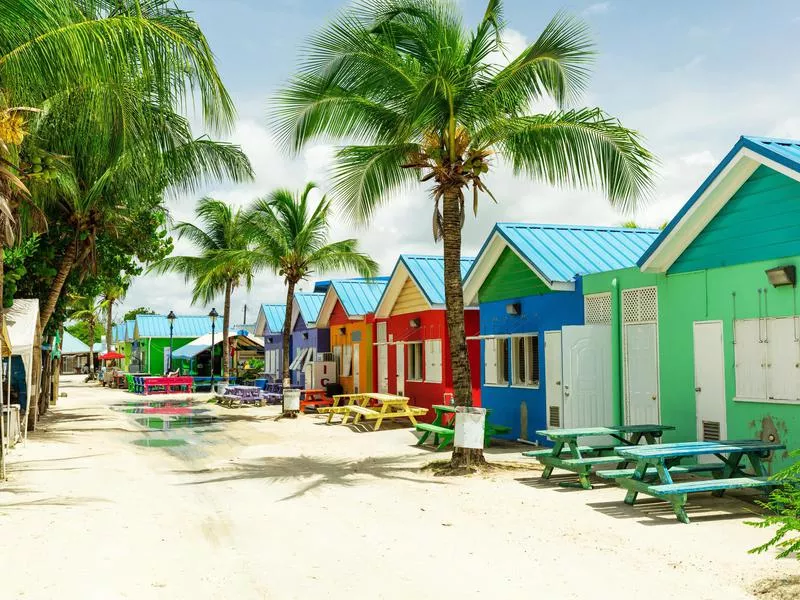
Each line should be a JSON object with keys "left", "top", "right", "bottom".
{"left": 484, "top": 337, "right": 509, "bottom": 385}
{"left": 407, "top": 342, "right": 423, "bottom": 381}
{"left": 734, "top": 317, "right": 800, "bottom": 403}
{"left": 341, "top": 345, "right": 353, "bottom": 377}
{"left": 424, "top": 339, "right": 442, "bottom": 383}
{"left": 512, "top": 335, "right": 539, "bottom": 387}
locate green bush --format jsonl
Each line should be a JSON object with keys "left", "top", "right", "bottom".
{"left": 748, "top": 450, "right": 800, "bottom": 558}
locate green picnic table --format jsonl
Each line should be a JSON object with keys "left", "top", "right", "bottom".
{"left": 415, "top": 405, "right": 512, "bottom": 450}
{"left": 523, "top": 424, "right": 676, "bottom": 489}
{"left": 608, "top": 440, "right": 786, "bottom": 523}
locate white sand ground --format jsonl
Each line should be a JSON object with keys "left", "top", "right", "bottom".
{"left": 1, "top": 375, "right": 798, "bottom": 600}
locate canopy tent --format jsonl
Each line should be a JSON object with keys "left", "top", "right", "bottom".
{"left": 0, "top": 318, "right": 11, "bottom": 358}
{"left": 5, "top": 299, "right": 41, "bottom": 434}
{"left": 172, "top": 331, "right": 263, "bottom": 360}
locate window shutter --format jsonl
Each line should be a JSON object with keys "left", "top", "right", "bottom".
{"left": 734, "top": 319, "right": 765, "bottom": 399}
{"left": 342, "top": 345, "right": 353, "bottom": 377}
{"left": 484, "top": 339, "right": 497, "bottom": 384}
{"left": 425, "top": 339, "right": 442, "bottom": 383}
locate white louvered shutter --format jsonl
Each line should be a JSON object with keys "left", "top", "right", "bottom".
{"left": 425, "top": 339, "right": 442, "bottom": 383}
{"left": 484, "top": 339, "right": 497, "bottom": 385}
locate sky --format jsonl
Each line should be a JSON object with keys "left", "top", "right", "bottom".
{"left": 122, "top": 0, "right": 800, "bottom": 325}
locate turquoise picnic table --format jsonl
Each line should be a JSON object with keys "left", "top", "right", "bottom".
{"left": 523, "top": 424, "right": 676, "bottom": 489}
{"left": 415, "top": 405, "right": 512, "bottom": 450}
{"left": 608, "top": 440, "right": 786, "bottom": 523}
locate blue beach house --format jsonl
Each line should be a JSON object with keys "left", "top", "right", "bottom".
{"left": 289, "top": 292, "right": 329, "bottom": 388}
{"left": 254, "top": 303, "right": 287, "bottom": 381}
{"left": 462, "top": 223, "right": 660, "bottom": 443}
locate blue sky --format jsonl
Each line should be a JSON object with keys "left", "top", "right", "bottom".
{"left": 124, "top": 0, "right": 800, "bottom": 322}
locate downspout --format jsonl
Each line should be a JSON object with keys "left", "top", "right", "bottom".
{"left": 148, "top": 338, "right": 152, "bottom": 374}
{"left": 611, "top": 278, "right": 624, "bottom": 425}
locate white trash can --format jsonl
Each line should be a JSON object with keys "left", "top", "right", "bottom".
{"left": 283, "top": 388, "right": 301, "bottom": 411}
{"left": 454, "top": 406, "right": 486, "bottom": 449}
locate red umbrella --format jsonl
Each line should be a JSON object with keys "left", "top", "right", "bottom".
{"left": 98, "top": 351, "right": 125, "bottom": 360}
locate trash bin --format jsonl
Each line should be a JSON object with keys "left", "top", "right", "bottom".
{"left": 283, "top": 388, "right": 301, "bottom": 411}
{"left": 454, "top": 406, "right": 486, "bottom": 449}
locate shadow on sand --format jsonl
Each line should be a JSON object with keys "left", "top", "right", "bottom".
{"left": 173, "top": 454, "right": 447, "bottom": 500}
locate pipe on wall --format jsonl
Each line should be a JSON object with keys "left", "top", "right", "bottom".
{"left": 611, "top": 278, "right": 624, "bottom": 425}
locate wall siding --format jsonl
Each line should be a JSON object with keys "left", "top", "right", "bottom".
{"left": 584, "top": 260, "right": 800, "bottom": 472}
{"left": 672, "top": 166, "right": 800, "bottom": 273}
{"left": 392, "top": 278, "right": 430, "bottom": 315}
{"left": 479, "top": 247, "right": 551, "bottom": 303}
{"left": 479, "top": 282, "right": 585, "bottom": 442}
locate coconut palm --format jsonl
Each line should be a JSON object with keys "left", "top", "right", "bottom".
{"left": 101, "top": 281, "right": 128, "bottom": 353}
{"left": 69, "top": 294, "right": 104, "bottom": 379}
{"left": 149, "top": 198, "right": 256, "bottom": 379}
{"left": 272, "top": 0, "right": 656, "bottom": 465}
{"left": 246, "top": 183, "right": 379, "bottom": 389}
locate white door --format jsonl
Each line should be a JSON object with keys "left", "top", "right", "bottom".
{"left": 694, "top": 321, "right": 727, "bottom": 444}
{"left": 623, "top": 323, "right": 660, "bottom": 425}
{"left": 561, "top": 325, "right": 612, "bottom": 432}
{"left": 352, "top": 344, "right": 360, "bottom": 392}
{"left": 544, "top": 330, "right": 563, "bottom": 428}
{"left": 395, "top": 342, "right": 405, "bottom": 395}
{"left": 377, "top": 322, "right": 388, "bottom": 393}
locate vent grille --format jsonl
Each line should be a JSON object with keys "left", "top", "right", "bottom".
{"left": 548, "top": 406, "right": 560, "bottom": 428}
{"left": 702, "top": 420, "right": 721, "bottom": 442}
{"left": 316, "top": 352, "right": 334, "bottom": 362}
{"left": 584, "top": 293, "right": 612, "bottom": 324}
{"left": 622, "top": 286, "right": 658, "bottom": 323}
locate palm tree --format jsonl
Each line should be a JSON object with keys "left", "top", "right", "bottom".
{"left": 101, "top": 281, "right": 128, "bottom": 353}
{"left": 272, "top": 0, "right": 656, "bottom": 465}
{"left": 246, "top": 183, "right": 379, "bottom": 392}
{"left": 149, "top": 198, "right": 255, "bottom": 379}
{"left": 69, "top": 295, "right": 104, "bottom": 380}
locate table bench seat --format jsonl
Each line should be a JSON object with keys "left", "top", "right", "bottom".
{"left": 347, "top": 405, "right": 381, "bottom": 417}
{"left": 597, "top": 463, "right": 727, "bottom": 479}
{"left": 416, "top": 423, "right": 454, "bottom": 436}
{"left": 523, "top": 445, "right": 618, "bottom": 458}
{"left": 488, "top": 424, "right": 512, "bottom": 434}
{"left": 651, "top": 476, "right": 773, "bottom": 496}
{"left": 558, "top": 456, "right": 624, "bottom": 467}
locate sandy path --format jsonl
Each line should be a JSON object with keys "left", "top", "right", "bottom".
{"left": 1, "top": 375, "right": 798, "bottom": 600}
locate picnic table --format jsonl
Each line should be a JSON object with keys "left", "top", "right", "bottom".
{"left": 299, "top": 389, "right": 330, "bottom": 413}
{"left": 524, "top": 424, "right": 676, "bottom": 490}
{"left": 415, "top": 405, "right": 512, "bottom": 450}
{"left": 218, "top": 385, "right": 263, "bottom": 408}
{"left": 608, "top": 440, "right": 785, "bottom": 523}
{"left": 318, "top": 393, "right": 427, "bottom": 430}
{"left": 141, "top": 376, "right": 193, "bottom": 396}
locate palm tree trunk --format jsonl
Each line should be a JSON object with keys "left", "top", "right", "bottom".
{"left": 442, "top": 187, "right": 484, "bottom": 468}
{"left": 222, "top": 279, "right": 232, "bottom": 379}
{"left": 106, "top": 300, "right": 113, "bottom": 353}
{"left": 282, "top": 280, "right": 295, "bottom": 387}
{"left": 0, "top": 242, "right": 5, "bottom": 479}
{"left": 88, "top": 321, "right": 96, "bottom": 379}
{"left": 40, "top": 242, "right": 77, "bottom": 331}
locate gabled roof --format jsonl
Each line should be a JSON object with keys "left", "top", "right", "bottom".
{"left": 254, "top": 303, "right": 286, "bottom": 336}
{"left": 61, "top": 330, "right": 90, "bottom": 355}
{"left": 640, "top": 136, "right": 800, "bottom": 273}
{"left": 291, "top": 292, "right": 326, "bottom": 331}
{"left": 172, "top": 331, "right": 263, "bottom": 359}
{"left": 113, "top": 323, "right": 127, "bottom": 343}
{"left": 125, "top": 320, "right": 136, "bottom": 341}
{"left": 134, "top": 314, "right": 221, "bottom": 338}
{"left": 316, "top": 278, "right": 389, "bottom": 327}
{"left": 463, "top": 223, "right": 660, "bottom": 304}
{"left": 375, "top": 255, "right": 474, "bottom": 318}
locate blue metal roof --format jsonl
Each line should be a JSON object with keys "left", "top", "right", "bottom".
{"left": 638, "top": 135, "right": 800, "bottom": 267}
{"left": 112, "top": 323, "right": 126, "bottom": 343}
{"left": 332, "top": 279, "right": 389, "bottom": 316}
{"left": 125, "top": 320, "right": 136, "bottom": 341}
{"left": 259, "top": 304, "right": 286, "bottom": 333}
{"left": 294, "top": 293, "right": 326, "bottom": 325}
{"left": 61, "top": 331, "right": 90, "bottom": 354}
{"left": 134, "top": 314, "right": 221, "bottom": 338}
{"left": 397, "top": 255, "right": 475, "bottom": 306}
{"left": 468, "top": 223, "right": 661, "bottom": 285}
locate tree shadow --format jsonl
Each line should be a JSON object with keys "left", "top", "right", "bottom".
{"left": 751, "top": 575, "right": 800, "bottom": 600}
{"left": 174, "top": 454, "right": 447, "bottom": 500}
{"left": 0, "top": 495, "right": 110, "bottom": 509}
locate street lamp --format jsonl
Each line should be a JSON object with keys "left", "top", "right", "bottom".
{"left": 208, "top": 308, "right": 218, "bottom": 387}
{"left": 166, "top": 311, "right": 176, "bottom": 373}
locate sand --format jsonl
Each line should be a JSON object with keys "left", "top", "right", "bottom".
{"left": 1, "top": 374, "right": 798, "bottom": 600}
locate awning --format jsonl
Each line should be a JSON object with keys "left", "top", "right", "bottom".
{"left": 172, "top": 331, "right": 264, "bottom": 360}
{"left": 466, "top": 332, "right": 538, "bottom": 341}
{"left": 290, "top": 347, "right": 316, "bottom": 371}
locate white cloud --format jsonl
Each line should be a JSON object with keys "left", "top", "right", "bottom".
{"left": 679, "top": 150, "right": 716, "bottom": 168}
{"left": 582, "top": 3, "right": 610, "bottom": 17}
{"left": 485, "top": 28, "right": 528, "bottom": 68}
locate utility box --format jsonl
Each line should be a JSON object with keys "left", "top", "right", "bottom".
{"left": 303, "top": 361, "right": 336, "bottom": 391}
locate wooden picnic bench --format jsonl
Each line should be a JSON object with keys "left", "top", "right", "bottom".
{"left": 416, "top": 405, "right": 512, "bottom": 450}
{"left": 612, "top": 440, "right": 786, "bottom": 523}
{"left": 322, "top": 393, "right": 427, "bottom": 431}
{"left": 525, "top": 425, "right": 675, "bottom": 490}
{"left": 218, "top": 385, "right": 263, "bottom": 408}
{"left": 141, "top": 376, "right": 193, "bottom": 396}
{"left": 299, "top": 389, "right": 331, "bottom": 413}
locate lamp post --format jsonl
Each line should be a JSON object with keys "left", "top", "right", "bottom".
{"left": 208, "top": 308, "right": 218, "bottom": 388}
{"left": 166, "top": 311, "right": 176, "bottom": 373}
